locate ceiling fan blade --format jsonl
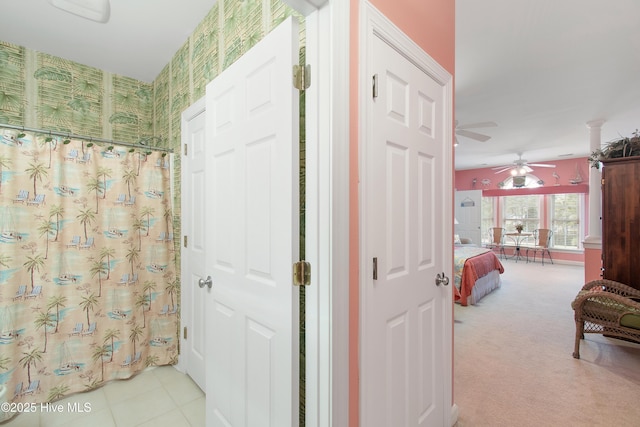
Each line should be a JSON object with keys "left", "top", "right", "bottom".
{"left": 523, "top": 165, "right": 533, "bottom": 173}
{"left": 456, "top": 129, "right": 491, "bottom": 142}
{"left": 493, "top": 167, "right": 512, "bottom": 174}
{"left": 456, "top": 121, "right": 498, "bottom": 130}
{"left": 528, "top": 163, "right": 556, "bottom": 168}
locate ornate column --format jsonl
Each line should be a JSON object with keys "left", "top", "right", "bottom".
{"left": 583, "top": 119, "right": 605, "bottom": 282}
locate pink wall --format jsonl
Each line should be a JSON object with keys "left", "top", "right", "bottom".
{"left": 349, "top": 1, "right": 455, "bottom": 426}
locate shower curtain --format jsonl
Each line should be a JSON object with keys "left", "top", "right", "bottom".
{"left": 0, "top": 128, "right": 178, "bottom": 407}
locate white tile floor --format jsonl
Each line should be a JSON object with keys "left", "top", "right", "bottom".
{"left": 2, "top": 366, "right": 205, "bottom": 427}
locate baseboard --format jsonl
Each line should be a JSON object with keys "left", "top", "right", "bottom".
{"left": 451, "top": 403, "right": 459, "bottom": 426}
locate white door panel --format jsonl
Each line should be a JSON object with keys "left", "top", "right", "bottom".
{"left": 181, "top": 101, "right": 207, "bottom": 391}
{"left": 205, "top": 17, "right": 299, "bottom": 427}
{"left": 362, "top": 20, "right": 451, "bottom": 427}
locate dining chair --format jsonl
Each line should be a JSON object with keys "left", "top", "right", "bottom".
{"left": 486, "top": 227, "right": 506, "bottom": 259}
{"left": 526, "top": 228, "right": 554, "bottom": 265}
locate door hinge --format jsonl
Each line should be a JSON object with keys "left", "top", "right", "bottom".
{"left": 293, "top": 261, "right": 311, "bottom": 286}
{"left": 373, "top": 257, "right": 378, "bottom": 280}
{"left": 372, "top": 74, "right": 378, "bottom": 99}
{"left": 183, "top": 326, "right": 187, "bottom": 340}
{"left": 183, "top": 235, "right": 187, "bottom": 248}
{"left": 184, "top": 143, "right": 187, "bottom": 156}
{"left": 293, "top": 64, "right": 311, "bottom": 91}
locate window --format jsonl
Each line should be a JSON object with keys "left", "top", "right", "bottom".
{"left": 481, "top": 197, "right": 495, "bottom": 244}
{"left": 502, "top": 195, "right": 541, "bottom": 232}
{"left": 550, "top": 194, "right": 581, "bottom": 249}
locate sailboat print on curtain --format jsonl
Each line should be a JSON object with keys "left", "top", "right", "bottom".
{"left": 0, "top": 128, "right": 177, "bottom": 410}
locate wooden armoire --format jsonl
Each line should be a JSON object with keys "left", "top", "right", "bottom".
{"left": 601, "top": 157, "right": 640, "bottom": 290}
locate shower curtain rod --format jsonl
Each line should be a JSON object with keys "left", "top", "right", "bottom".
{"left": 0, "top": 123, "right": 174, "bottom": 153}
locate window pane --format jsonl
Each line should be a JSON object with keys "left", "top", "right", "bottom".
{"left": 481, "top": 197, "right": 495, "bottom": 244}
{"left": 551, "top": 194, "right": 579, "bottom": 249}
{"left": 502, "top": 195, "right": 540, "bottom": 232}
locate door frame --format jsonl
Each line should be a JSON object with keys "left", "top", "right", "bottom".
{"left": 358, "top": 1, "right": 454, "bottom": 424}
{"left": 177, "top": 1, "right": 350, "bottom": 425}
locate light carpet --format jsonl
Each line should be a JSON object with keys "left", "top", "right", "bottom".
{"left": 453, "top": 260, "right": 640, "bottom": 427}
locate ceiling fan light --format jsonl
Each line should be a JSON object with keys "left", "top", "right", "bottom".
{"left": 49, "top": 0, "right": 111, "bottom": 23}
{"left": 510, "top": 168, "right": 518, "bottom": 176}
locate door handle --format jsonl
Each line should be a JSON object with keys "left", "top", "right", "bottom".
{"left": 435, "top": 272, "right": 449, "bottom": 287}
{"left": 198, "top": 276, "right": 213, "bottom": 289}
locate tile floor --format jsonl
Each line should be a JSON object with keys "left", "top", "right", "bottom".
{"left": 1, "top": 366, "right": 205, "bottom": 427}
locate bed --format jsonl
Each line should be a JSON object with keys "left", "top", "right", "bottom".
{"left": 454, "top": 246, "right": 505, "bottom": 306}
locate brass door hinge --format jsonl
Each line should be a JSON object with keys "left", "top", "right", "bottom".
{"left": 293, "top": 65, "right": 311, "bottom": 91}
{"left": 293, "top": 261, "right": 311, "bottom": 286}
{"left": 183, "top": 235, "right": 188, "bottom": 248}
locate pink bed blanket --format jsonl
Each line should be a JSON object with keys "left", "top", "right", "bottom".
{"left": 454, "top": 247, "right": 505, "bottom": 306}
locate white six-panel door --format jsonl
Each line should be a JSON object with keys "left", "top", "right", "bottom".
{"left": 204, "top": 17, "right": 300, "bottom": 427}
{"left": 361, "top": 6, "right": 453, "bottom": 426}
{"left": 181, "top": 98, "right": 207, "bottom": 391}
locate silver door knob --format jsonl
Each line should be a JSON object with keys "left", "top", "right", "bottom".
{"left": 198, "top": 276, "right": 213, "bottom": 289}
{"left": 435, "top": 272, "right": 449, "bottom": 287}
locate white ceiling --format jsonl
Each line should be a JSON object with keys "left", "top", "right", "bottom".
{"left": 0, "top": 0, "right": 218, "bottom": 83}
{"left": 1, "top": 0, "right": 639, "bottom": 170}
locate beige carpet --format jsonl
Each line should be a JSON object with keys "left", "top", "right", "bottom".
{"left": 453, "top": 260, "right": 640, "bottom": 427}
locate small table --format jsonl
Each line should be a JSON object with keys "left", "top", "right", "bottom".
{"left": 505, "top": 232, "right": 532, "bottom": 262}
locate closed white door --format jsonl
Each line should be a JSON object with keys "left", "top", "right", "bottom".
{"left": 361, "top": 17, "right": 452, "bottom": 427}
{"left": 180, "top": 99, "right": 207, "bottom": 391}
{"left": 204, "top": 17, "right": 300, "bottom": 427}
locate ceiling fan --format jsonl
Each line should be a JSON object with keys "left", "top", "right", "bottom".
{"left": 492, "top": 154, "right": 556, "bottom": 175}
{"left": 454, "top": 120, "right": 498, "bottom": 146}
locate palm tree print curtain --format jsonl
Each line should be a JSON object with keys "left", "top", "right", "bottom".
{"left": 0, "top": 128, "right": 178, "bottom": 408}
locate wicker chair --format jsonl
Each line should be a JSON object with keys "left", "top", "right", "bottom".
{"left": 525, "top": 228, "right": 553, "bottom": 265}
{"left": 571, "top": 279, "right": 640, "bottom": 359}
{"left": 486, "top": 227, "right": 506, "bottom": 259}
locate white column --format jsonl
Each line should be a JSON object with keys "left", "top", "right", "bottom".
{"left": 583, "top": 119, "right": 605, "bottom": 248}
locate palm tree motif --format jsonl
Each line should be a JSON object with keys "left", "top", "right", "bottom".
{"left": 0, "top": 253, "right": 12, "bottom": 269}
{"left": 103, "top": 328, "right": 120, "bottom": 363}
{"left": 46, "top": 294, "right": 67, "bottom": 333}
{"left": 25, "top": 161, "right": 48, "bottom": 196}
{"left": 48, "top": 204, "right": 64, "bottom": 241}
{"left": 86, "top": 177, "right": 103, "bottom": 213}
{"left": 163, "top": 207, "right": 173, "bottom": 239}
{"left": 139, "top": 206, "right": 155, "bottom": 236}
{"left": 76, "top": 207, "right": 96, "bottom": 240}
{"left": 122, "top": 169, "right": 137, "bottom": 198}
{"left": 0, "top": 154, "right": 11, "bottom": 193}
{"left": 129, "top": 324, "right": 144, "bottom": 356}
{"left": 79, "top": 293, "right": 99, "bottom": 326}
{"left": 132, "top": 218, "right": 145, "bottom": 250}
{"left": 142, "top": 280, "right": 156, "bottom": 311}
{"left": 135, "top": 293, "right": 150, "bottom": 328}
{"left": 0, "top": 354, "right": 10, "bottom": 371}
{"left": 96, "top": 166, "right": 112, "bottom": 199}
{"left": 99, "top": 246, "right": 116, "bottom": 279}
{"left": 47, "top": 384, "right": 70, "bottom": 403}
{"left": 90, "top": 260, "right": 107, "bottom": 297}
{"left": 34, "top": 311, "right": 55, "bottom": 353}
{"left": 37, "top": 219, "right": 55, "bottom": 259}
{"left": 145, "top": 354, "right": 160, "bottom": 367}
{"left": 92, "top": 344, "right": 110, "bottom": 382}
{"left": 165, "top": 278, "right": 180, "bottom": 312}
{"left": 126, "top": 246, "right": 140, "bottom": 277}
{"left": 24, "top": 254, "right": 45, "bottom": 291}
{"left": 41, "top": 136, "right": 57, "bottom": 169}
{"left": 19, "top": 348, "right": 43, "bottom": 385}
